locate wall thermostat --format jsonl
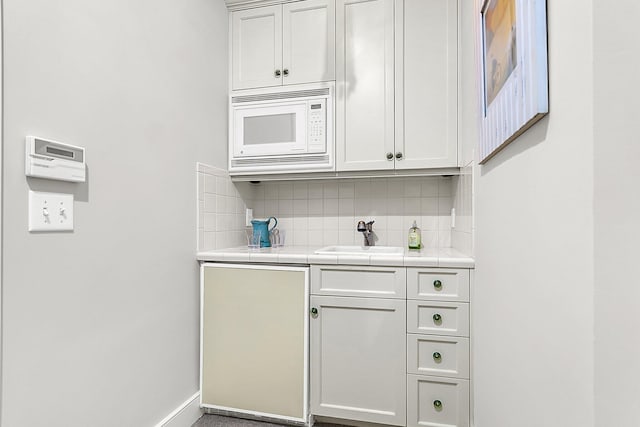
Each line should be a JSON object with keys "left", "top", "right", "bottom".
{"left": 25, "top": 136, "right": 86, "bottom": 182}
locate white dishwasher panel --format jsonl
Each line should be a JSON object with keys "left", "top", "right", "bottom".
{"left": 200, "top": 263, "right": 309, "bottom": 423}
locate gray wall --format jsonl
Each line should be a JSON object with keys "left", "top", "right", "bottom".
{"left": 473, "top": 1, "right": 595, "bottom": 426}
{"left": 2, "top": 0, "right": 228, "bottom": 425}
{"left": 594, "top": 1, "right": 640, "bottom": 426}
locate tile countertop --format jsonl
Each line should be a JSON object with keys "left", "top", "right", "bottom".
{"left": 196, "top": 246, "right": 475, "bottom": 268}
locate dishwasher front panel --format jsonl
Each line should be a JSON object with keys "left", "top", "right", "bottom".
{"left": 200, "top": 263, "right": 309, "bottom": 423}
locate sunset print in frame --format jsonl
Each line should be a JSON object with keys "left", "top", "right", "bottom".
{"left": 478, "top": 0, "right": 548, "bottom": 163}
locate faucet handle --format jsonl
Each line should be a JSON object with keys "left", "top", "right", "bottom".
{"left": 366, "top": 220, "right": 375, "bottom": 227}
{"left": 357, "top": 220, "right": 366, "bottom": 232}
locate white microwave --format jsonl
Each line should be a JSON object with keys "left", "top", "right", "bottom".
{"left": 229, "top": 83, "right": 334, "bottom": 175}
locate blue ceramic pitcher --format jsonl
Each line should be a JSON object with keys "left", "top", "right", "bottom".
{"left": 251, "top": 217, "right": 278, "bottom": 248}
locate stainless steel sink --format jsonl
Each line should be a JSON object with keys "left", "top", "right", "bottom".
{"left": 314, "top": 245, "right": 404, "bottom": 256}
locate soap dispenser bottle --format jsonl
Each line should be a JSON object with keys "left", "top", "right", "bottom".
{"left": 408, "top": 220, "right": 421, "bottom": 250}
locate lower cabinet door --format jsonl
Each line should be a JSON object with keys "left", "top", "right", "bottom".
{"left": 407, "top": 374, "right": 469, "bottom": 427}
{"left": 310, "top": 295, "right": 406, "bottom": 426}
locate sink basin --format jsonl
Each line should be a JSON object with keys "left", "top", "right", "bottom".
{"left": 315, "top": 245, "right": 404, "bottom": 256}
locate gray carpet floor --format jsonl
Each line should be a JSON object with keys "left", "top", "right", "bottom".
{"left": 192, "top": 414, "right": 343, "bottom": 427}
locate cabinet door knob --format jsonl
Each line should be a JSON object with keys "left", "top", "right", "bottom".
{"left": 433, "top": 400, "right": 442, "bottom": 409}
{"left": 310, "top": 307, "right": 318, "bottom": 318}
{"left": 433, "top": 313, "right": 442, "bottom": 323}
{"left": 433, "top": 352, "right": 442, "bottom": 361}
{"left": 275, "top": 69, "right": 282, "bottom": 78}
{"left": 433, "top": 280, "right": 442, "bottom": 289}
{"left": 283, "top": 68, "right": 289, "bottom": 77}
{"left": 386, "top": 152, "right": 394, "bottom": 160}
{"left": 395, "top": 152, "right": 403, "bottom": 160}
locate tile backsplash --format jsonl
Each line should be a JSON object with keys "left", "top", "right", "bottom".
{"left": 197, "top": 163, "right": 247, "bottom": 251}
{"left": 239, "top": 176, "right": 455, "bottom": 249}
{"left": 197, "top": 163, "right": 473, "bottom": 253}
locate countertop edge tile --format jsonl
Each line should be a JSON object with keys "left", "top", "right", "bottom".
{"left": 198, "top": 246, "right": 474, "bottom": 268}
{"left": 278, "top": 253, "right": 309, "bottom": 264}
{"left": 403, "top": 257, "right": 439, "bottom": 267}
{"left": 337, "top": 255, "right": 371, "bottom": 265}
{"left": 307, "top": 254, "right": 339, "bottom": 265}
{"left": 369, "top": 256, "right": 405, "bottom": 267}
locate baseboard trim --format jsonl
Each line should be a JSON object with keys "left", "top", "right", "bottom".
{"left": 155, "top": 392, "right": 202, "bottom": 427}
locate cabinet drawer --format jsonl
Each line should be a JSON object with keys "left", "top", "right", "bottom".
{"left": 407, "top": 300, "right": 469, "bottom": 337}
{"left": 407, "top": 374, "right": 469, "bottom": 427}
{"left": 407, "top": 334, "right": 469, "bottom": 379}
{"left": 407, "top": 268, "right": 469, "bottom": 302}
{"left": 311, "top": 265, "right": 406, "bottom": 298}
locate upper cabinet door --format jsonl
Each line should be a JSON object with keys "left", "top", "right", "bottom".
{"left": 336, "top": 0, "right": 395, "bottom": 171}
{"left": 283, "top": 0, "right": 336, "bottom": 86}
{"left": 231, "top": 5, "right": 283, "bottom": 90}
{"left": 395, "top": 0, "right": 458, "bottom": 169}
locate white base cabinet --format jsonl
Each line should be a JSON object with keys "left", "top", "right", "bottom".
{"left": 310, "top": 265, "right": 471, "bottom": 427}
{"left": 310, "top": 265, "right": 406, "bottom": 426}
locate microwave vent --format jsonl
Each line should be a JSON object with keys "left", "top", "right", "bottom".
{"left": 232, "top": 88, "right": 330, "bottom": 104}
{"left": 231, "top": 155, "right": 330, "bottom": 167}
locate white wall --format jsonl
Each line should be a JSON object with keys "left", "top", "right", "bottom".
{"left": 593, "top": 1, "right": 640, "bottom": 426}
{"left": 2, "top": 0, "right": 228, "bottom": 426}
{"left": 472, "top": 1, "right": 595, "bottom": 426}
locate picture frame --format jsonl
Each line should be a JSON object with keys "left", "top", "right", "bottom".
{"left": 478, "top": 0, "right": 549, "bottom": 163}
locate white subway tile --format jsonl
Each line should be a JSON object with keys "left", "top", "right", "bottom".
{"left": 323, "top": 198, "right": 339, "bottom": 215}
{"left": 308, "top": 183, "right": 324, "bottom": 199}
{"left": 293, "top": 199, "right": 308, "bottom": 216}
{"left": 421, "top": 179, "right": 439, "bottom": 197}
{"left": 278, "top": 182, "right": 294, "bottom": 199}
{"left": 421, "top": 197, "right": 439, "bottom": 215}
{"left": 203, "top": 232, "right": 216, "bottom": 251}
{"left": 308, "top": 199, "right": 323, "bottom": 215}
{"left": 216, "top": 176, "right": 226, "bottom": 195}
{"left": 265, "top": 183, "right": 278, "bottom": 199}
{"left": 403, "top": 197, "right": 421, "bottom": 215}
{"left": 339, "top": 198, "right": 355, "bottom": 215}
{"left": 323, "top": 182, "right": 339, "bottom": 198}
{"left": 338, "top": 181, "right": 355, "bottom": 199}
{"left": 404, "top": 179, "right": 422, "bottom": 197}
{"left": 438, "top": 197, "right": 453, "bottom": 215}
{"left": 293, "top": 182, "right": 308, "bottom": 199}
{"left": 204, "top": 174, "right": 216, "bottom": 194}
{"left": 279, "top": 199, "right": 294, "bottom": 215}
{"left": 204, "top": 213, "right": 217, "bottom": 232}
{"left": 308, "top": 230, "right": 324, "bottom": 246}
{"left": 387, "top": 179, "right": 404, "bottom": 198}
{"left": 322, "top": 229, "right": 339, "bottom": 245}
{"left": 355, "top": 180, "right": 373, "bottom": 198}
{"left": 338, "top": 229, "right": 355, "bottom": 245}
{"left": 438, "top": 177, "right": 452, "bottom": 196}
{"left": 204, "top": 194, "right": 216, "bottom": 213}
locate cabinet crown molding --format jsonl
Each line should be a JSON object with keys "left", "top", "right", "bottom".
{"left": 226, "top": 0, "right": 301, "bottom": 11}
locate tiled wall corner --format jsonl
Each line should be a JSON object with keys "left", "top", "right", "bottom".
{"left": 197, "top": 163, "right": 247, "bottom": 251}
{"left": 451, "top": 164, "right": 474, "bottom": 255}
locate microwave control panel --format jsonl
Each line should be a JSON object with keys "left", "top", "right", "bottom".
{"left": 307, "top": 99, "right": 326, "bottom": 153}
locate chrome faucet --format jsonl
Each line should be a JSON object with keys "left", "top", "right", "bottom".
{"left": 357, "top": 220, "right": 375, "bottom": 246}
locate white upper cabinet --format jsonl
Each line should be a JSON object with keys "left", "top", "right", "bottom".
{"left": 395, "top": 0, "right": 458, "bottom": 169}
{"left": 335, "top": 0, "right": 395, "bottom": 171}
{"left": 283, "top": 0, "right": 336, "bottom": 86}
{"left": 231, "top": 0, "right": 336, "bottom": 90}
{"left": 231, "top": 5, "right": 283, "bottom": 90}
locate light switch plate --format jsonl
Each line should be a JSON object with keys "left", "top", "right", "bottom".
{"left": 29, "top": 191, "right": 74, "bottom": 231}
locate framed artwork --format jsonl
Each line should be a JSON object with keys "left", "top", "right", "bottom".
{"left": 478, "top": 0, "right": 548, "bottom": 163}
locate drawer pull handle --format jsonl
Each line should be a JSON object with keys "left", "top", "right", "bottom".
{"left": 433, "top": 352, "right": 442, "bottom": 361}
{"left": 310, "top": 307, "right": 318, "bottom": 318}
{"left": 433, "top": 279, "right": 442, "bottom": 289}
{"left": 433, "top": 400, "right": 442, "bottom": 409}
{"left": 433, "top": 313, "right": 442, "bottom": 323}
